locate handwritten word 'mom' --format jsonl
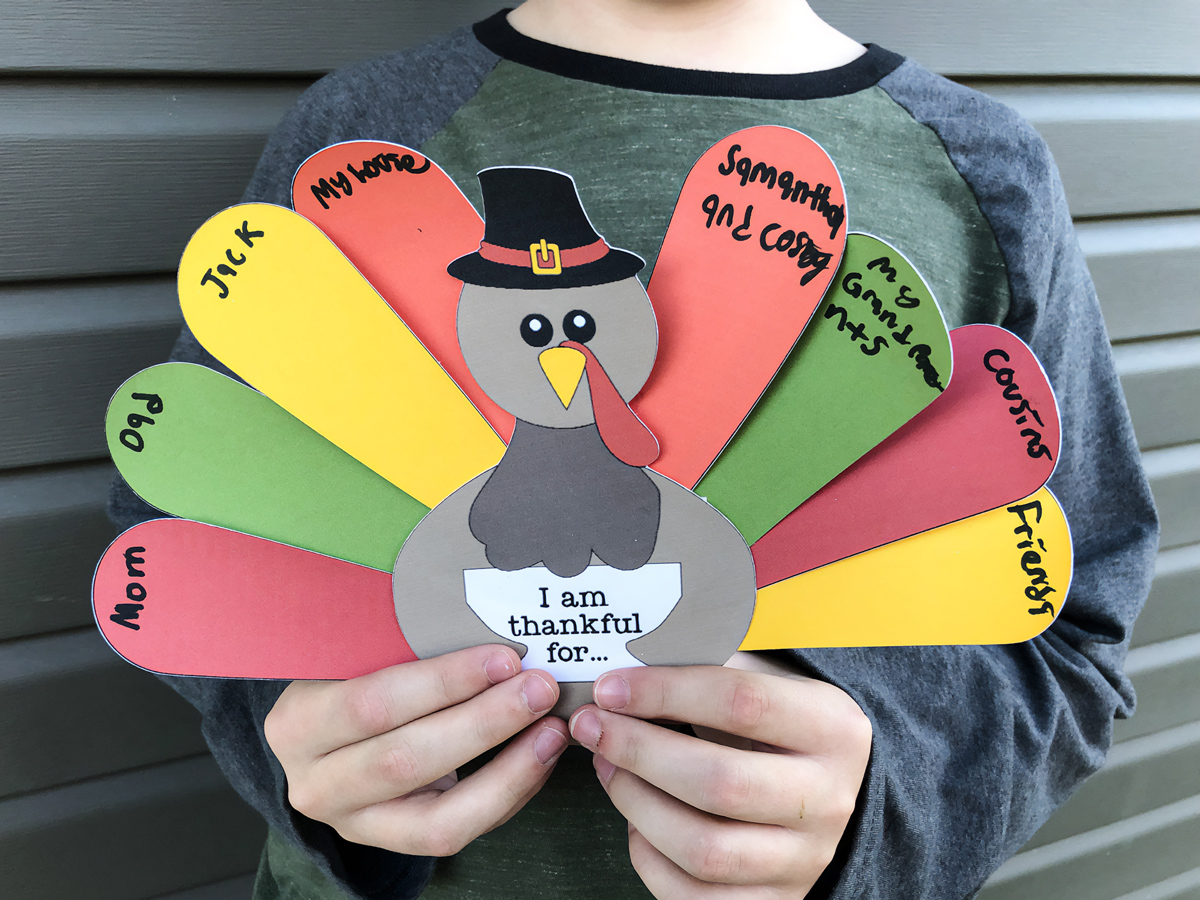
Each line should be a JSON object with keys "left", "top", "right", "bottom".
{"left": 309, "top": 152, "right": 431, "bottom": 210}
{"left": 111, "top": 546, "right": 148, "bottom": 630}
{"left": 718, "top": 143, "right": 845, "bottom": 239}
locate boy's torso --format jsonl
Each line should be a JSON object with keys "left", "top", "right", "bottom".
{"left": 249, "top": 13, "right": 1017, "bottom": 899}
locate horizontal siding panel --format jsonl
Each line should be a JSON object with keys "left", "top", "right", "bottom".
{"left": 1079, "top": 216, "right": 1200, "bottom": 342}
{"left": 151, "top": 875, "right": 256, "bottom": 900}
{"left": 978, "top": 793, "right": 1200, "bottom": 900}
{"left": 1112, "top": 866, "right": 1200, "bottom": 900}
{"left": 1114, "top": 335, "right": 1200, "bottom": 451}
{"left": 2, "top": 1, "right": 1197, "bottom": 76}
{"left": 817, "top": 1, "right": 1200, "bottom": 76}
{"left": 0, "top": 82, "right": 303, "bottom": 281}
{"left": 1026, "top": 720, "right": 1200, "bottom": 849}
{"left": 977, "top": 85, "right": 1200, "bottom": 218}
{"left": 1134, "top": 543, "right": 1200, "bottom": 649}
{"left": 0, "top": 462, "right": 118, "bottom": 641}
{"left": 4, "top": 85, "right": 1195, "bottom": 285}
{"left": 1114, "top": 633, "right": 1200, "bottom": 744}
{"left": 1144, "top": 443, "right": 1200, "bottom": 550}
{"left": 0, "top": 755, "right": 265, "bottom": 900}
{"left": 0, "top": 629, "right": 206, "bottom": 798}
{"left": 0, "top": 277, "right": 182, "bottom": 467}
{"left": 0, "top": 0, "right": 498, "bottom": 75}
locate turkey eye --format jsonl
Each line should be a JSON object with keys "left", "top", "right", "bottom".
{"left": 520, "top": 314, "right": 553, "bottom": 347}
{"left": 563, "top": 309, "right": 596, "bottom": 343}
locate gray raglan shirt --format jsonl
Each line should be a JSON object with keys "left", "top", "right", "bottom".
{"left": 109, "top": 11, "right": 1160, "bottom": 900}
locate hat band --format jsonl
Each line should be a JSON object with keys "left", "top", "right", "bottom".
{"left": 478, "top": 238, "right": 609, "bottom": 274}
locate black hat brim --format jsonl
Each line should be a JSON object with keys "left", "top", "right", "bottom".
{"left": 448, "top": 247, "right": 645, "bottom": 290}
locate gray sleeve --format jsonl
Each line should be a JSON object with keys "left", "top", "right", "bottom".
{"left": 792, "top": 62, "right": 1160, "bottom": 900}
{"left": 106, "top": 26, "right": 499, "bottom": 900}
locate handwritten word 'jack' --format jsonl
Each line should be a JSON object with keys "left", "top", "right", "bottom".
{"left": 199, "top": 222, "right": 264, "bottom": 300}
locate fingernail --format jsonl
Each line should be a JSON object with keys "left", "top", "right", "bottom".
{"left": 594, "top": 754, "right": 616, "bottom": 786}
{"left": 594, "top": 673, "right": 630, "bottom": 710}
{"left": 569, "top": 709, "right": 602, "bottom": 748}
{"left": 485, "top": 652, "right": 515, "bottom": 684}
{"left": 522, "top": 673, "right": 556, "bottom": 713}
{"left": 534, "top": 727, "right": 568, "bottom": 765}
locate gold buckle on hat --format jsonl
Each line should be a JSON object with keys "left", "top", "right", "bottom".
{"left": 529, "top": 239, "right": 562, "bottom": 275}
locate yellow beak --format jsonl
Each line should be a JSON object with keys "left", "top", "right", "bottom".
{"left": 538, "top": 346, "right": 587, "bottom": 409}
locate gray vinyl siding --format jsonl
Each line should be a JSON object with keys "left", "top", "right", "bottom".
{"left": 0, "top": 2, "right": 1196, "bottom": 898}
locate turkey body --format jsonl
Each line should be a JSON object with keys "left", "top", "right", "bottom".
{"left": 392, "top": 433, "right": 757, "bottom": 717}
{"left": 393, "top": 169, "right": 757, "bottom": 716}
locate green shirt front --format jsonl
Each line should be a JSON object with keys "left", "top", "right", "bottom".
{"left": 246, "top": 13, "right": 1016, "bottom": 900}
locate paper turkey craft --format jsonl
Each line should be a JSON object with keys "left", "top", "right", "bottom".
{"left": 94, "top": 129, "right": 1073, "bottom": 717}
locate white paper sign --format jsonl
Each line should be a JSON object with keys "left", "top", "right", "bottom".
{"left": 463, "top": 563, "right": 683, "bottom": 682}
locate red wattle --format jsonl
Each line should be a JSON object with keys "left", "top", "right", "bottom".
{"left": 562, "top": 341, "right": 660, "bottom": 467}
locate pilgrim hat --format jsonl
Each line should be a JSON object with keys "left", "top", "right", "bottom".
{"left": 448, "top": 166, "right": 645, "bottom": 289}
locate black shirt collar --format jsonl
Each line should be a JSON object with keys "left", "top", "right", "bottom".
{"left": 473, "top": 9, "right": 903, "bottom": 100}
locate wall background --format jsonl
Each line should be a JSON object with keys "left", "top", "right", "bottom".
{"left": 0, "top": 2, "right": 1196, "bottom": 898}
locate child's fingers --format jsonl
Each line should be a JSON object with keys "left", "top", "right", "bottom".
{"left": 602, "top": 762, "right": 806, "bottom": 887}
{"left": 569, "top": 705, "right": 819, "bottom": 827}
{"left": 341, "top": 718, "right": 570, "bottom": 856}
{"left": 267, "top": 644, "right": 522, "bottom": 759}
{"left": 592, "top": 665, "right": 871, "bottom": 756}
{"left": 626, "top": 827, "right": 744, "bottom": 900}
{"left": 303, "top": 669, "right": 559, "bottom": 814}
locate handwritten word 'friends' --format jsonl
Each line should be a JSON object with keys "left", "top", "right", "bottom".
{"left": 702, "top": 193, "right": 832, "bottom": 286}
{"left": 718, "top": 144, "right": 845, "bottom": 239}
{"left": 199, "top": 221, "right": 265, "bottom": 300}
{"left": 1007, "top": 500, "right": 1058, "bottom": 616}
{"left": 838, "top": 265, "right": 944, "bottom": 389}
{"left": 110, "top": 546, "right": 148, "bottom": 630}
{"left": 308, "top": 151, "right": 431, "bottom": 210}
{"left": 117, "top": 392, "right": 162, "bottom": 453}
{"left": 984, "top": 349, "right": 1054, "bottom": 461}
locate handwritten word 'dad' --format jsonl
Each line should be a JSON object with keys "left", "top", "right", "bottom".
{"left": 112, "top": 391, "right": 163, "bottom": 454}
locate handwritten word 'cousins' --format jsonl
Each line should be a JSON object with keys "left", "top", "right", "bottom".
{"left": 117, "top": 392, "right": 162, "bottom": 453}
{"left": 111, "top": 546, "right": 148, "bottom": 630}
{"left": 199, "top": 221, "right": 265, "bottom": 300}
{"left": 308, "top": 151, "right": 431, "bottom": 210}
{"left": 718, "top": 143, "right": 845, "bottom": 240}
{"left": 984, "top": 349, "right": 1054, "bottom": 460}
{"left": 1006, "top": 500, "right": 1058, "bottom": 616}
{"left": 835, "top": 264, "right": 944, "bottom": 389}
{"left": 701, "top": 193, "right": 833, "bottom": 287}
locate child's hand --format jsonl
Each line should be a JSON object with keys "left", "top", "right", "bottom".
{"left": 568, "top": 655, "right": 872, "bottom": 898}
{"left": 264, "top": 644, "right": 568, "bottom": 856}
